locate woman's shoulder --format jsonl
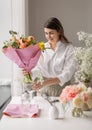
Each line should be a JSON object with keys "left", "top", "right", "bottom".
{"left": 64, "top": 43, "right": 75, "bottom": 54}
{"left": 65, "top": 43, "right": 74, "bottom": 49}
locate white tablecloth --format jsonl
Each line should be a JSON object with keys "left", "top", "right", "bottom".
{"left": 0, "top": 96, "right": 92, "bottom": 130}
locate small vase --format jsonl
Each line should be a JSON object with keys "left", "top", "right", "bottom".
{"left": 21, "top": 82, "right": 32, "bottom": 105}
{"left": 48, "top": 105, "right": 59, "bottom": 119}
{"left": 23, "top": 82, "right": 32, "bottom": 92}
{"left": 60, "top": 102, "right": 70, "bottom": 119}
{"left": 21, "top": 90, "right": 30, "bottom": 105}
{"left": 72, "top": 107, "right": 83, "bottom": 117}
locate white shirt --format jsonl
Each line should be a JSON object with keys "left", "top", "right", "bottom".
{"left": 31, "top": 41, "right": 75, "bottom": 86}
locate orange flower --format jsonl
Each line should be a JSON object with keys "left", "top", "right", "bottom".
{"left": 28, "top": 36, "right": 35, "bottom": 42}
{"left": 2, "top": 31, "right": 44, "bottom": 49}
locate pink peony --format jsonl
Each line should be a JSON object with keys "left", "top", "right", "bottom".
{"left": 60, "top": 85, "right": 79, "bottom": 103}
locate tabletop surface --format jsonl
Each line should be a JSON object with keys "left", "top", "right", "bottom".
{"left": 0, "top": 96, "right": 92, "bottom": 130}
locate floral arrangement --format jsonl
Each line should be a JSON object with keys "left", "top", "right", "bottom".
{"left": 2, "top": 31, "right": 45, "bottom": 49}
{"left": 73, "top": 31, "right": 92, "bottom": 83}
{"left": 2, "top": 30, "right": 45, "bottom": 83}
{"left": 59, "top": 82, "right": 92, "bottom": 117}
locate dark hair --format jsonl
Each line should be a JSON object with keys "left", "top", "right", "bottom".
{"left": 44, "top": 17, "right": 69, "bottom": 43}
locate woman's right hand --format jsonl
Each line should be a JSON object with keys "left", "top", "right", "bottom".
{"left": 21, "top": 68, "right": 32, "bottom": 83}
{"left": 21, "top": 68, "right": 28, "bottom": 75}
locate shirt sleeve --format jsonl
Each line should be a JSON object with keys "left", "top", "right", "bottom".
{"left": 57, "top": 45, "right": 76, "bottom": 86}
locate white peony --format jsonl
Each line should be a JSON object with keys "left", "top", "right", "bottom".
{"left": 73, "top": 95, "right": 84, "bottom": 108}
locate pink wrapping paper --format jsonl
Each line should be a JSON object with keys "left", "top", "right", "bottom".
{"left": 3, "top": 44, "right": 41, "bottom": 73}
{"left": 3, "top": 104, "right": 39, "bottom": 118}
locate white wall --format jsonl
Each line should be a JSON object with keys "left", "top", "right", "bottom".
{"left": 0, "top": 0, "right": 12, "bottom": 84}
{"left": 0, "top": 0, "right": 29, "bottom": 96}
{"left": 28, "top": 0, "right": 92, "bottom": 46}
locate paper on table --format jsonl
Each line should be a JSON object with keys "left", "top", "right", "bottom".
{"left": 3, "top": 104, "right": 39, "bottom": 118}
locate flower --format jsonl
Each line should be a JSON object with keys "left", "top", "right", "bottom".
{"left": 2, "top": 30, "right": 45, "bottom": 50}
{"left": 74, "top": 31, "right": 92, "bottom": 83}
{"left": 2, "top": 30, "right": 45, "bottom": 83}
{"left": 59, "top": 85, "right": 79, "bottom": 103}
{"left": 59, "top": 82, "right": 92, "bottom": 117}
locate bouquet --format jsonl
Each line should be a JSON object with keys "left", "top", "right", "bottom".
{"left": 59, "top": 82, "right": 92, "bottom": 117}
{"left": 73, "top": 31, "right": 92, "bottom": 84}
{"left": 2, "top": 31, "right": 45, "bottom": 83}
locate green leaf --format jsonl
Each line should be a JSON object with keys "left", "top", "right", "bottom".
{"left": 9, "top": 30, "right": 17, "bottom": 36}
{"left": 11, "top": 42, "right": 19, "bottom": 48}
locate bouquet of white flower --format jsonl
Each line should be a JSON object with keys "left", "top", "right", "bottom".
{"left": 74, "top": 31, "right": 92, "bottom": 84}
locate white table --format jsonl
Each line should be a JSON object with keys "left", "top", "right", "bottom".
{"left": 0, "top": 96, "right": 92, "bottom": 130}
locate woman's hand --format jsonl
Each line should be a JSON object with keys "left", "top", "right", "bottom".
{"left": 21, "top": 68, "right": 28, "bottom": 75}
{"left": 21, "top": 68, "right": 32, "bottom": 83}
{"left": 32, "top": 81, "right": 43, "bottom": 90}
{"left": 32, "top": 77, "right": 60, "bottom": 90}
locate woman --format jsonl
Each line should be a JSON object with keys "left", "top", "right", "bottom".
{"left": 31, "top": 17, "right": 75, "bottom": 96}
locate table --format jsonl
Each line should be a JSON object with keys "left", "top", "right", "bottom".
{"left": 0, "top": 96, "right": 92, "bottom": 130}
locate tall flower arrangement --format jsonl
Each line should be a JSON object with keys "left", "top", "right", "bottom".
{"left": 74, "top": 31, "right": 92, "bottom": 84}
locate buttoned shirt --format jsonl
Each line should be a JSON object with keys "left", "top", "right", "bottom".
{"left": 31, "top": 41, "right": 75, "bottom": 86}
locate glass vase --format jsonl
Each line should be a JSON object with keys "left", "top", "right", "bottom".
{"left": 21, "top": 82, "right": 32, "bottom": 105}
{"left": 72, "top": 107, "right": 84, "bottom": 117}
{"left": 60, "top": 102, "right": 70, "bottom": 119}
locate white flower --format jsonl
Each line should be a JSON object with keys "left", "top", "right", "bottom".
{"left": 82, "top": 48, "right": 92, "bottom": 75}
{"left": 74, "top": 31, "right": 92, "bottom": 83}
{"left": 77, "top": 31, "right": 92, "bottom": 47}
{"left": 77, "top": 31, "right": 87, "bottom": 41}
{"left": 73, "top": 95, "right": 84, "bottom": 108}
{"left": 86, "top": 91, "right": 92, "bottom": 108}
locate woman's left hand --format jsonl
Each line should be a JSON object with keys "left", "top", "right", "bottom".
{"left": 32, "top": 82, "right": 43, "bottom": 90}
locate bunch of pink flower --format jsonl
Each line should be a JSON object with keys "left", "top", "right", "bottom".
{"left": 60, "top": 82, "right": 92, "bottom": 109}
{"left": 60, "top": 85, "right": 79, "bottom": 103}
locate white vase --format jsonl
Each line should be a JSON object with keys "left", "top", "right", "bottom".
{"left": 48, "top": 105, "right": 59, "bottom": 119}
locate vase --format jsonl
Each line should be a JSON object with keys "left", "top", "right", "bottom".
{"left": 21, "top": 82, "right": 33, "bottom": 105}
{"left": 59, "top": 102, "right": 70, "bottom": 119}
{"left": 21, "top": 90, "right": 30, "bottom": 105}
{"left": 72, "top": 107, "right": 84, "bottom": 117}
{"left": 48, "top": 105, "right": 59, "bottom": 119}
{"left": 22, "top": 82, "right": 33, "bottom": 92}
